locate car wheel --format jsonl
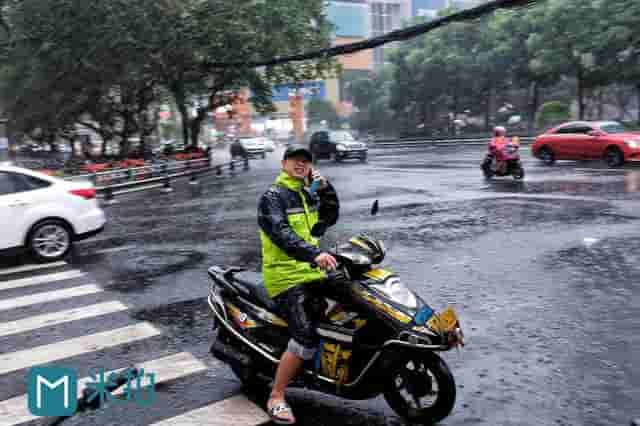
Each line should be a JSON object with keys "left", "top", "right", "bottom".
{"left": 539, "top": 147, "right": 555, "bottom": 165}
{"left": 261, "top": 152, "right": 266, "bottom": 159}
{"left": 28, "top": 219, "right": 73, "bottom": 263}
{"left": 605, "top": 147, "right": 624, "bottom": 168}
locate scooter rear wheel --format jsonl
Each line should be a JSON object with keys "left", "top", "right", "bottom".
{"left": 214, "top": 327, "right": 271, "bottom": 392}
{"left": 481, "top": 161, "right": 494, "bottom": 179}
{"left": 513, "top": 166, "right": 525, "bottom": 180}
{"left": 384, "top": 353, "right": 456, "bottom": 425}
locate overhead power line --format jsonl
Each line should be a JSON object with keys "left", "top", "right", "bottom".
{"left": 207, "top": 0, "right": 545, "bottom": 69}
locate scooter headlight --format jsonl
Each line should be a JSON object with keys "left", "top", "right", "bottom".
{"left": 370, "top": 277, "right": 418, "bottom": 309}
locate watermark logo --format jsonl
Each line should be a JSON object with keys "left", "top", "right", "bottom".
{"left": 28, "top": 367, "right": 78, "bottom": 417}
{"left": 27, "top": 365, "right": 155, "bottom": 416}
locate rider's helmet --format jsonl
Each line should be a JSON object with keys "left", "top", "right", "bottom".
{"left": 493, "top": 126, "right": 506, "bottom": 137}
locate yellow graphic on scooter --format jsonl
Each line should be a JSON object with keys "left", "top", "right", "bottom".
{"left": 363, "top": 268, "right": 394, "bottom": 282}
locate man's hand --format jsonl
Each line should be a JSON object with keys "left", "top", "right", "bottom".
{"left": 314, "top": 252, "right": 337, "bottom": 271}
{"left": 310, "top": 168, "right": 328, "bottom": 191}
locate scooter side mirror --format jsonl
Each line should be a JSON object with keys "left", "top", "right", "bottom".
{"left": 371, "top": 200, "right": 379, "bottom": 216}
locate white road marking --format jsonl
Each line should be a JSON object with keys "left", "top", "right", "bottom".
{"left": 150, "top": 394, "right": 270, "bottom": 426}
{"left": 0, "top": 270, "right": 85, "bottom": 291}
{"left": 575, "top": 168, "right": 629, "bottom": 173}
{"left": 0, "top": 352, "right": 209, "bottom": 426}
{"left": 0, "top": 261, "right": 67, "bottom": 277}
{"left": 0, "top": 284, "right": 103, "bottom": 312}
{"left": 0, "top": 322, "right": 161, "bottom": 375}
{"left": 91, "top": 245, "right": 135, "bottom": 255}
{"left": 0, "top": 300, "right": 128, "bottom": 337}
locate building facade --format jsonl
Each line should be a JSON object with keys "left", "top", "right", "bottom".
{"left": 240, "top": 0, "right": 417, "bottom": 138}
{"left": 412, "top": 0, "right": 451, "bottom": 19}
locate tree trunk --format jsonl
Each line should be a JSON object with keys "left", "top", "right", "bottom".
{"left": 484, "top": 85, "right": 493, "bottom": 132}
{"left": 170, "top": 83, "right": 190, "bottom": 146}
{"left": 120, "top": 116, "right": 131, "bottom": 159}
{"left": 190, "top": 107, "right": 208, "bottom": 148}
{"left": 596, "top": 89, "right": 604, "bottom": 120}
{"left": 529, "top": 81, "right": 540, "bottom": 133}
{"left": 577, "top": 68, "right": 585, "bottom": 120}
{"left": 101, "top": 135, "right": 108, "bottom": 158}
{"left": 452, "top": 89, "right": 459, "bottom": 136}
{"left": 637, "top": 84, "right": 640, "bottom": 124}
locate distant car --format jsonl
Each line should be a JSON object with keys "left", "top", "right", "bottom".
{"left": 263, "top": 137, "right": 275, "bottom": 152}
{"left": 0, "top": 165, "right": 106, "bottom": 262}
{"left": 309, "top": 130, "right": 368, "bottom": 163}
{"left": 238, "top": 137, "right": 266, "bottom": 159}
{"left": 532, "top": 121, "right": 640, "bottom": 167}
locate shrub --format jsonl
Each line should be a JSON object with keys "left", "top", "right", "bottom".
{"left": 536, "top": 101, "right": 570, "bottom": 131}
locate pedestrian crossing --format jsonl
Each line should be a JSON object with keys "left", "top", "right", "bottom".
{"left": 0, "top": 260, "right": 271, "bottom": 426}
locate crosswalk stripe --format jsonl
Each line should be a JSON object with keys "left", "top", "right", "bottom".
{"left": 0, "top": 284, "right": 102, "bottom": 312}
{"left": 0, "top": 261, "right": 67, "bottom": 277}
{"left": 0, "top": 301, "right": 128, "bottom": 338}
{"left": 0, "top": 322, "right": 162, "bottom": 375}
{"left": 0, "top": 352, "right": 209, "bottom": 426}
{"left": 150, "top": 394, "right": 270, "bottom": 426}
{"left": 0, "top": 270, "right": 85, "bottom": 291}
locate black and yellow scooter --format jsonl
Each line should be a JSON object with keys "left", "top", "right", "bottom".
{"left": 206, "top": 202, "right": 465, "bottom": 425}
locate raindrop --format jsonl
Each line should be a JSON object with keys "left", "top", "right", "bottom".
{"left": 583, "top": 237, "right": 599, "bottom": 248}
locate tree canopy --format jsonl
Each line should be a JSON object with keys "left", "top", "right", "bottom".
{"left": 0, "top": 0, "right": 337, "bottom": 155}
{"left": 362, "top": 0, "right": 640, "bottom": 137}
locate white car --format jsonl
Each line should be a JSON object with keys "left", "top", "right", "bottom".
{"left": 238, "top": 137, "right": 266, "bottom": 158}
{"left": 262, "top": 137, "right": 275, "bottom": 152}
{"left": 0, "top": 165, "right": 106, "bottom": 262}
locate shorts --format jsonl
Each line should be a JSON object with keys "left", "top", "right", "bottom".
{"left": 274, "top": 282, "right": 328, "bottom": 361}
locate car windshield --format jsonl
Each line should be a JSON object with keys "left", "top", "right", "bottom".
{"left": 600, "top": 123, "right": 629, "bottom": 134}
{"left": 330, "top": 131, "right": 354, "bottom": 142}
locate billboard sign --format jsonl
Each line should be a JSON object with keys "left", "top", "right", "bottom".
{"left": 272, "top": 81, "right": 326, "bottom": 103}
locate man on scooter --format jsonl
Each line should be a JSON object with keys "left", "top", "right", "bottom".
{"left": 486, "top": 126, "right": 510, "bottom": 174}
{"left": 257, "top": 145, "right": 340, "bottom": 424}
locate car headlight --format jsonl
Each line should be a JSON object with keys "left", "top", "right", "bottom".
{"left": 336, "top": 144, "right": 347, "bottom": 151}
{"left": 625, "top": 140, "right": 639, "bottom": 149}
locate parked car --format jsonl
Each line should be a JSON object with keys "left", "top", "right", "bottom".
{"left": 309, "top": 130, "right": 368, "bottom": 163}
{"left": 532, "top": 121, "right": 640, "bottom": 167}
{"left": 237, "top": 137, "right": 266, "bottom": 159}
{"left": 0, "top": 165, "right": 106, "bottom": 262}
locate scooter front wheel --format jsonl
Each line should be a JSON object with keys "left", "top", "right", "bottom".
{"left": 384, "top": 353, "right": 456, "bottom": 425}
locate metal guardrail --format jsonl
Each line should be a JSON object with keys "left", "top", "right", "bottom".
{"left": 65, "top": 157, "right": 250, "bottom": 204}
{"left": 371, "top": 136, "right": 536, "bottom": 147}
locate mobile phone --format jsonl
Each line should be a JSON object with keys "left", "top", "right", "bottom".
{"left": 308, "top": 169, "right": 320, "bottom": 194}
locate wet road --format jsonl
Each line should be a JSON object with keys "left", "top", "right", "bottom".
{"left": 2, "top": 144, "right": 639, "bottom": 425}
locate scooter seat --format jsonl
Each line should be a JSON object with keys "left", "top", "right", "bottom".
{"left": 230, "top": 271, "right": 279, "bottom": 312}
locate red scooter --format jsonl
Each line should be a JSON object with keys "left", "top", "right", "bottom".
{"left": 481, "top": 140, "right": 525, "bottom": 180}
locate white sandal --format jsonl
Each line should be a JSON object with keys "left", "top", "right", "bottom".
{"left": 267, "top": 399, "right": 296, "bottom": 425}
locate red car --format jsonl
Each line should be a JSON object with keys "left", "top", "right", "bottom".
{"left": 532, "top": 121, "right": 640, "bottom": 167}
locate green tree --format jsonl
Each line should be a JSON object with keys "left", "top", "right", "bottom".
{"left": 528, "top": 0, "right": 604, "bottom": 120}
{"left": 348, "top": 68, "right": 395, "bottom": 136}
{"left": 306, "top": 99, "right": 340, "bottom": 129}
{"left": 599, "top": 0, "right": 640, "bottom": 123}
{"left": 536, "top": 101, "right": 570, "bottom": 130}
{"left": 0, "top": 0, "right": 337, "bottom": 155}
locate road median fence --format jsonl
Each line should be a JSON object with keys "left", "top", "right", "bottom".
{"left": 64, "top": 156, "right": 250, "bottom": 203}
